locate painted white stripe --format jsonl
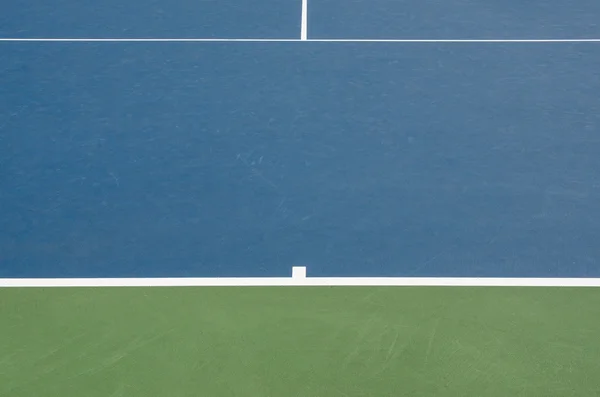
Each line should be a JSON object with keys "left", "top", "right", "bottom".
{"left": 1, "top": 38, "right": 600, "bottom": 43}
{"left": 301, "top": 0, "right": 308, "bottom": 40}
{"left": 2, "top": 277, "right": 600, "bottom": 288}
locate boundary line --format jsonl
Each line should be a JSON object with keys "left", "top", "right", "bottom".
{"left": 2, "top": 38, "right": 600, "bottom": 43}
{"left": 2, "top": 278, "right": 600, "bottom": 288}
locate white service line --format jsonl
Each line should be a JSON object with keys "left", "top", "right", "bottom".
{"left": 0, "top": 38, "right": 299, "bottom": 42}
{"left": 311, "top": 38, "right": 600, "bottom": 43}
{"left": 2, "top": 38, "right": 600, "bottom": 43}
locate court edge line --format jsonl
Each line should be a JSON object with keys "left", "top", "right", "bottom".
{"left": 2, "top": 38, "right": 600, "bottom": 43}
{"left": 2, "top": 277, "right": 600, "bottom": 288}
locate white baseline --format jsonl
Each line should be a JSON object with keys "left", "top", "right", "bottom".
{"left": 2, "top": 275, "right": 600, "bottom": 288}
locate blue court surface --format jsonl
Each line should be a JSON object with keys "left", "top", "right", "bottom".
{"left": 311, "top": 0, "right": 600, "bottom": 39}
{"left": 0, "top": 0, "right": 301, "bottom": 39}
{"left": 2, "top": 0, "right": 600, "bottom": 280}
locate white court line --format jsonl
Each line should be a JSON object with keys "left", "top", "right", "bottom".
{"left": 2, "top": 38, "right": 600, "bottom": 43}
{"left": 1, "top": 266, "right": 599, "bottom": 288}
{"left": 301, "top": 0, "right": 308, "bottom": 40}
{"left": 2, "top": 277, "right": 600, "bottom": 288}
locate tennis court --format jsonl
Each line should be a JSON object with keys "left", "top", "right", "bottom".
{"left": 2, "top": 0, "right": 600, "bottom": 395}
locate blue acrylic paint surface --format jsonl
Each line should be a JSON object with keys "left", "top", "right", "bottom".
{"left": 2, "top": 4, "right": 600, "bottom": 278}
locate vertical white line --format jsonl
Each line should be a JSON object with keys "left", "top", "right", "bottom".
{"left": 301, "top": 0, "right": 308, "bottom": 40}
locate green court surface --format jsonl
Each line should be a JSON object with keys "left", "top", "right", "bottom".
{"left": 2, "top": 287, "right": 600, "bottom": 396}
